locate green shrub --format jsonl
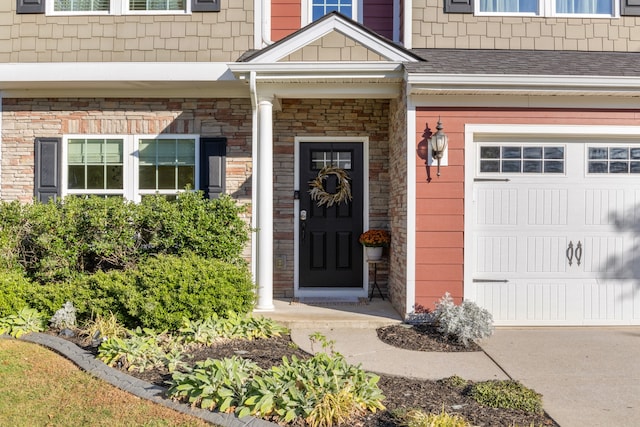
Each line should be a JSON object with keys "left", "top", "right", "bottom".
{"left": 132, "top": 253, "right": 256, "bottom": 331}
{"left": 0, "top": 201, "right": 25, "bottom": 271}
{"left": 136, "top": 192, "right": 249, "bottom": 263}
{"left": 0, "top": 193, "right": 250, "bottom": 285}
{"left": 0, "top": 269, "right": 34, "bottom": 317}
{"left": 469, "top": 380, "right": 543, "bottom": 414}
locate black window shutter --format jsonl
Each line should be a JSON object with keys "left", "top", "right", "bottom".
{"left": 17, "top": 0, "right": 45, "bottom": 14}
{"left": 444, "top": 0, "right": 473, "bottom": 13}
{"left": 34, "top": 137, "right": 61, "bottom": 203}
{"left": 191, "top": 0, "right": 221, "bottom": 12}
{"left": 200, "top": 137, "right": 226, "bottom": 199}
{"left": 621, "top": 0, "right": 640, "bottom": 15}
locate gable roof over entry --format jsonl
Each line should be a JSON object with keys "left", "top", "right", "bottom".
{"left": 230, "top": 12, "right": 421, "bottom": 100}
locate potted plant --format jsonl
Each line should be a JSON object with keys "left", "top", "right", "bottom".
{"left": 359, "top": 229, "right": 390, "bottom": 261}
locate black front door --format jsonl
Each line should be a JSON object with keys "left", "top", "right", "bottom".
{"left": 299, "top": 142, "right": 363, "bottom": 287}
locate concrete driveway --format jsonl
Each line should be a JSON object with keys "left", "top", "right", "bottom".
{"left": 481, "top": 327, "right": 640, "bottom": 427}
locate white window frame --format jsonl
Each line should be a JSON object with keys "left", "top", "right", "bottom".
{"left": 474, "top": 0, "right": 619, "bottom": 18}
{"left": 301, "top": 0, "right": 362, "bottom": 26}
{"left": 47, "top": 0, "right": 191, "bottom": 16}
{"left": 62, "top": 134, "right": 199, "bottom": 202}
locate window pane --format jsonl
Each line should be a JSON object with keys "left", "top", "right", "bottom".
{"left": 523, "top": 160, "right": 542, "bottom": 173}
{"left": 55, "top": 0, "right": 109, "bottom": 11}
{"left": 556, "top": 0, "right": 612, "bottom": 14}
{"left": 86, "top": 165, "right": 105, "bottom": 189}
{"left": 610, "top": 148, "right": 629, "bottom": 160}
{"left": 502, "top": 160, "right": 521, "bottom": 172}
{"left": 631, "top": 162, "right": 640, "bottom": 173}
{"left": 157, "top": 139, "right": 176, "bottom": 164}
{"left": 630, "top": 148, "right": 640, "bottom": 159}
{"left": 502, "top": 146, "right": 522, "bottom": 159}
{"left": 523, "top": 147, "right": 542, "bottom": 159}
{"left": 107, "top": 165, "right": 123, "bottom": 189}
{"left": 610, "top": 162, "right": 629, "bottom": 173}
{"left": 544, "top": 161, "right": 564, "bottom": 174}
{"left": 139, "top": 165, "right": 156, "bottom": 189}
{"left": 157, "top": 165, "right": 176, "bottom": 189}
{"left": 480, "top": 0, "right": 537, "bottom": 13}
{"left": 177, "top": 166, "right": 195, "bottom": 188}
{"left": 589, "top": 147, "right": 608, "bottom": 159}
{"left": 480, "top": 160, "right": 500, "bottom": 173}
{"left": 312, "top": 0, "right": 353, "bottom": 20}
{"left": 480, "top": 146, "right": 500, "bottom": 159}
{"left": 139, "top": 140, "right": 155, "bottom": 164}
{"left": 544, "top": 147, "right": 564, "bottom": 159}
{"left": 68, "top": 165, "right": 85, "bottom": 189}
{"left": 589, "top": 161, "right": 608, "bottom": 173}
{"left": 129, "top": 0, "right": 184, "bottom": 11}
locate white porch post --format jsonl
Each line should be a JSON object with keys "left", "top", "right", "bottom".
{"left": 255, "top": 98, "right": 275, "bottom": 311}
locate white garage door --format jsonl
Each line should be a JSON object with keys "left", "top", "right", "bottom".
{"left": 468, "top": 139, "right": 640, "bottom": 325}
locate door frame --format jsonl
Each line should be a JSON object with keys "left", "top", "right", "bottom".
{"left": 294, "top": 136, "right": 370, "bottom": 299}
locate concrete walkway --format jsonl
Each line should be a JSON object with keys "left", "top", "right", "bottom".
{"left": 482, "top": 327, "right": 640, "bottom": 427}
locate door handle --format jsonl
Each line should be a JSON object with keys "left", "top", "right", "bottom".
{"left": 575, "top": 241, "right": 582, "bottom": 266}
{"left": 566, "top": 241, "right": 574, "bottom": 266}
{"left": 300, "top": 210, "right": 307, "bottom": 243}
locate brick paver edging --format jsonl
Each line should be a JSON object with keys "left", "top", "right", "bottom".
{"left": 3, "top": 333, "right": 276, "bottom": 427}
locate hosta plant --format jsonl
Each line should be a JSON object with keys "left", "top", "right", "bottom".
{"left": 433, "top": 293, "right": 494, "bottom": 347}
{"left": 98, "top": 327, "right": 174, "bottom": 373}
{"left": 0, "top": 307, "right": 45, "bottom": 338}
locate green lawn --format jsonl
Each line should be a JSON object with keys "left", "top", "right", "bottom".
{"left": 0, "top": 339, "right": 212, "bottom": 427}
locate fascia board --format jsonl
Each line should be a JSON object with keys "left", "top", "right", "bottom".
{"left": 0, "top": 62, "right": 234, "bottom": 85}
{"left": 230, "top": 62, "right": 404, "bottom": 80}
{"left": 408, "top": 74, "right": 640, "bottom": 95}
{"left": 248, "top": 15, "right": 419, "bottom": 63}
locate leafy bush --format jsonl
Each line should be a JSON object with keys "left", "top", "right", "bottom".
{"left": 132, "top": 253, "right": 256, "bottom": 331}
{"left": 0, "top": 269, "right": 34, "bottom": 317}
{"left": 98, "top": 327, "right": 169, "bottom": 373}
{"left": 0, "top": 308, "right": 45, "bottom": 338}
{"left": 179, "top": 312, "right": 288, "bottom": 346}
{"left": 470, "top": 380, "right": 543, "bottom": 414}
{"left": 169, "top": 356, "right": 263, "bottom": 413}
{"left": 433, "top": 293, "right": 494, "bottom": 347}
{"left": 0, "top": 193, "right": 250, "bottom": 284}
{"left": 136, "top": 192, "right": 250, "bottom": 263}
{"left": 167, "top": 352, "right": 385, "bottom": 425}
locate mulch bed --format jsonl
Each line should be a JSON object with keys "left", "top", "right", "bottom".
{"left": 57, "top": 325, "right": 559, "bottom": 427}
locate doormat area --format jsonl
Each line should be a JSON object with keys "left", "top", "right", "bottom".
{"left": 290, "top": 297, "right": 370, "bottom": 306}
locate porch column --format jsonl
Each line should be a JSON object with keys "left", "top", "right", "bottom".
{"left": 255, "top": 98, "right": 275, "bottom": 311}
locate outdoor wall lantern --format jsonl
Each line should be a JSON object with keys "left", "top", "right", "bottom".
{"left": 430, "top": 119, "right": 448, "bottom": 177}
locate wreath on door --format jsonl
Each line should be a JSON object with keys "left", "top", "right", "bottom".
{"left": 308, "top": 165, "right": 352, "bottom": 207}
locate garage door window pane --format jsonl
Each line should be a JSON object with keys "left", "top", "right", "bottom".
{"left": 502, "top": 147, "right": 522, "bottom": 159}
{"left": 544, "top": 147, "right": 564, "bottom": 159}
{"left": 587, "top": 146, "right": 640, "bottom": 175}
{"left": 480, "top": 144, "right": 564, "bottom": 174}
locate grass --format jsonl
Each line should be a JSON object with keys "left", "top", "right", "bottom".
{"left": 0, "top": 339, "right": 212, "bottom": 427}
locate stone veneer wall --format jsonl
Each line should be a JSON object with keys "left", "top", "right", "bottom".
{"left": 2, "top": 1, "right": 253, "bottom": 62}
{"left": 1, "top": 98, "right": 253, "bottom": 204}
{"left": 413, "top": 0, "right": 640, "bottom": 51}
{"left": 387, "top": 87, "right": 408, "bottom": 316}
{"left": 272, "top": 98, "right": 391, "bottom": 298}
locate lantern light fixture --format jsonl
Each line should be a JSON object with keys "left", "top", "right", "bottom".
{"left": 430, "top": 118, "right": 448, "bottom": 177}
